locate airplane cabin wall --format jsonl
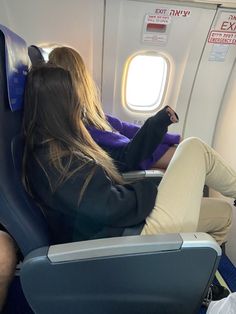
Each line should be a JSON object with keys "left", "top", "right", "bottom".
{"left": 183, "top": 7, "right": 236, "bottom": 144}
{"left": 0, "top": 0, "right": 104, "bottom": 89}
{"left": 212, "top": 63, "right": 236, "bottom": 266}
{"left": 102, "top": 0, "right": 218, "bottom": 142}
{"left": 0, "top": 0, "right": 235, "bottom": 147}
{"left": 102, "top": 1, "right": 236, "bottom": 147}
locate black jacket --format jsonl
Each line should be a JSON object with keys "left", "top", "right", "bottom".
{"left": 27, "top": 152, "right": 161, "bottom": 244}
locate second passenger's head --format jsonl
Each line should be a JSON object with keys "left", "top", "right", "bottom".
{"left": 48, "top": 46, "right": 111, "bottom": 131}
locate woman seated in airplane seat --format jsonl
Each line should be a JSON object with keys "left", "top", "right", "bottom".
{"left": 0, "top": 230, "right": 17, "bottom": 312}
{"left": 22, "top": 64, "right": 235, "bottom": 249}
{"left": 48, "top": 46, "right": 181, "bottom": 172}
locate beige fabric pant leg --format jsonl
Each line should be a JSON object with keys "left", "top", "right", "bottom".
{"left": 197, "top": 198, "right": 232, "bottom": 244}
{"left": 141, "top": 137, "right": 236, "bottom": 245}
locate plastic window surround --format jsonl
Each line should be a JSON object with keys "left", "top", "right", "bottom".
{"left": 123, "top": 53, "right": 168, "bottom": 112}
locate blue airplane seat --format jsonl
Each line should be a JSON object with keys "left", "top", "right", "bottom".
{"left": 0, "top": 24, "right": 222, "bottom": 314}
{"left": 28, "top": 45, "right": 44, "bottom": 66}
{"left": 0, "top": 24, "right": 51, "bottom": 256}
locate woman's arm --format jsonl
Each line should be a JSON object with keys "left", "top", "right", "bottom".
{"left": 109, "top": 106, "right": 177, "bottom": 171}
{"left": 56, "top": 165, "right": 158, "bottom": 228}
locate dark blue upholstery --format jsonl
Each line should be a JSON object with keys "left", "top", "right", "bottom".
{"left": 28, "top": 45, "right": 44, "bottom": 66}
{"left": 0, "top": 25, "right": 51, "bottom": 257}
{"left": 0, "top": 24, "right": 29, "bottom": 111}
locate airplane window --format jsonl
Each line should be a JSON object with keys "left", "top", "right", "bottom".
{"left": 123, "top": 54, "right": 168, "bottom": 112}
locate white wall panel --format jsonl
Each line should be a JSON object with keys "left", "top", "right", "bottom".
{"left": 0, "top": 0, "right": 104, "bottom": 88}
{"left": 102, "top": 0, "right": 217, "bottom": 137}
{"left": 183, "top": 8, "right": 236, "bottom": 145}
{"left": 212, "top": 63, "right": 236, "bottom": 266}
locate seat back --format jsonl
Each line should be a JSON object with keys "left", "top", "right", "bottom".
{"left": 28, "top": 45, "right": 44, "bottom": 66}
{"left": 0, "top": 25, "right": 51, "bottom": 256}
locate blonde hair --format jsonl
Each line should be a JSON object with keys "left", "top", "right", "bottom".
{"left": 48, "top": 46, "right": 112, "bottom": 131}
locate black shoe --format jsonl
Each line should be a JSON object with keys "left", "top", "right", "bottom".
{"left": 203, "top": 283, "right": 230, "bottom": 307}
{"left": 211, "top": 283, "right": 230, "bottom": 300}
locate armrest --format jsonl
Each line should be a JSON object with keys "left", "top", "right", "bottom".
{"left": 46, "top": 232, "right": 221, "bottom": 263}
{"left": 21, "top": 233, "right": 221, "bottom": 314}
{"left": 122, "top": 169, "right": 164, "bottom": 181}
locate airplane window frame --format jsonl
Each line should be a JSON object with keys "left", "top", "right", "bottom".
{"left": 122, "top": 52, "right": 169, "bottom": 113}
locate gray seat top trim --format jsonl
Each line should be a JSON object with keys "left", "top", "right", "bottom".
{"left": 47, "top": 232, "right": 220, "bottom": 263}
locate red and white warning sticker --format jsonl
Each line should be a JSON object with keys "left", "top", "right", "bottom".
{"left": 145, "top": 14, "right": 171, "bottom": 25}
{"left": 208, "top": 11, "right": 236, "bottom": 45}
{"left": 208, "top": 30, "right": 236, "bottom": 45}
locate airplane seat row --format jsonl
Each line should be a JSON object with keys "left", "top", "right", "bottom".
{"left": 0, "top": 24, "right": 221, "bottom": 314}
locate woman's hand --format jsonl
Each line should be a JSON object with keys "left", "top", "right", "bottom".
{"left": 166, "top": 106, "right": 179, "bottom": 123}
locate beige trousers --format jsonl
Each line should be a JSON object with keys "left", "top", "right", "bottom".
{"left": 141, "top": 137, "right": 234, "bottom": 245}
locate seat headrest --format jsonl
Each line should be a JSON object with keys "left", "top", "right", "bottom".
{"left": 28, "top": 45, "right": 45, "bottom": 66}
{"left": 0, "top": 24, "right": 29, "bottom": 111}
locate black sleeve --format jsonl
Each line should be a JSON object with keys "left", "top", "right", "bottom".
{"left": 107, "top": 106, "right": 174, "bottom": 171}
{"left": 56, "top": 164, "right": 158, "bottom": 229}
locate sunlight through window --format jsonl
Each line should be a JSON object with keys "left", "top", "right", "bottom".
{"left": 40, "top": 47, "right": 53, "bottom": 61}
{"left": 38, "top": 44, "right": 59, "bottom": 61}
{"left": 124, "top": 54, "right": 168, "bottom": 112}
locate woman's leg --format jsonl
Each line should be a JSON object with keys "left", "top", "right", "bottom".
{"left": 0, "top": 231, "right": 17, "bottom": 311}
{"left": 141, "top": 137, "right": 236, "bottom": 244}
{"left": 152, "top": 146, "right": 177, "bottom": 170}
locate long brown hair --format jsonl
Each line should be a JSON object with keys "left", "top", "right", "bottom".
{"left": 22, "top": 64, "right": 123, "bottom": 197}
{"left": 48, "top": 46, "right": 112, "bottom": 131}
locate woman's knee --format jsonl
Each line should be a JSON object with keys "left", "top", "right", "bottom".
{"left": 176, "top": 137, "right": 208, "bottom": 159}
{"left": 181, "top": 137, "right": 203, "bottom": 149}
